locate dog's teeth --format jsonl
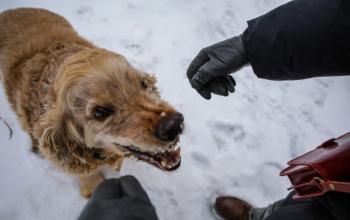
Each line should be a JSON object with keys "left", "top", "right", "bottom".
{"left": 161, "top": 160, "right": 167, "bottom": 167}
{"left": 180, "top": 123, "right": 184, "bottom": 130}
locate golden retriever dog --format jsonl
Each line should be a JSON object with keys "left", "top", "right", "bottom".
{"left": 0, "top": 8, "right": 183, "bottom": 197}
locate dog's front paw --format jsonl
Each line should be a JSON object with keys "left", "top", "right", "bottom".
{"left": 79, "top": 171, "right": 105, "bottom": 198}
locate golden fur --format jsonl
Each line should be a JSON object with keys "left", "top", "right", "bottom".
{"left": 0, "top": 8, "right": 179, "bottom": 197}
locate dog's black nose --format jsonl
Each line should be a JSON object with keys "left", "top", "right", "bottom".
{"left": 155, "top": 112, "right": 184, "bottom": 141}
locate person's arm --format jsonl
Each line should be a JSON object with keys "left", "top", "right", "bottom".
{"left": 187, "top": 0, "right": 350, "bottom": 99}
{"left": 244, "top": 0, "right": 350, "bottom": 80}
{"left": 79, "top": 176, "right": 158, "bottom": 220}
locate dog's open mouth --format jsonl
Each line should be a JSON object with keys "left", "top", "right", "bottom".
{"left": 114, "top": 143, "right": 181, "bottom": 171}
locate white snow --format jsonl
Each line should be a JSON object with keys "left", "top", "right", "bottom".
{"left": 1, "top": 0, "right": 350, "bottom": 220}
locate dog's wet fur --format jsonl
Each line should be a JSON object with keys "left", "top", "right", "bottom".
{"left": 0, "top": 8, "right": 183, "bottom": 197}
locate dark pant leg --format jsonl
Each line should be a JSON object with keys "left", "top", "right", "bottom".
{"left": 265, "top": 191, "right": 335, "bottom": 220}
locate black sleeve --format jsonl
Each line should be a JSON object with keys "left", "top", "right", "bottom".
{"left": 243, "top": 0, "right": 350, "bottom": 80}
{"left": 315, "top": 192, "right": 350, "bottom": 220}
{"left": 78, "top": 176, "right": 159, "bottom": 220}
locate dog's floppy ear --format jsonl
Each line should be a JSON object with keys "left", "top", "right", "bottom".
{"left": 37, "top": 108, "right": 84, "bottom": 163}
{"left": 37, "top": 50, "right": 89, "bottom": 161}
{"left": 37, "top": 108, "right": 119, "bottom": 174}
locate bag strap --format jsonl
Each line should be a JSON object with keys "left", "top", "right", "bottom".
{"left": 316, "top": 177, "right": 350, "bottom": 194}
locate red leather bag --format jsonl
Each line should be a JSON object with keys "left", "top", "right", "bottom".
{"left": 280, "top": 132, "right": 350, "bottom": 199}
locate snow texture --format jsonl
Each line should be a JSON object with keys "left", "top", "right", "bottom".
{"left": 0, "top": 0, "right": 350, "bottom": 220}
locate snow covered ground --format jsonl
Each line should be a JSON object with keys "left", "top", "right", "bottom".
{"left": 1, "top": 0, "right": 350, "bottom": 219}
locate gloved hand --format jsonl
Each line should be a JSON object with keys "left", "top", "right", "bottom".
{"left": 79, "top": 176, "right": 158, "bottom": 220}
{"left": 187, "top": 34, "right": 249, "bottom": 99}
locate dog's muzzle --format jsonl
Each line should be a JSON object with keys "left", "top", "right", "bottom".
{"left": 155, "top": 112, "right": 184, "bottom": 141}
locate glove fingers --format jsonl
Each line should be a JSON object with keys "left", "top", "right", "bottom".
{"left": 224, "top": 75, "right": 236, "bottom": 93}
{"left": 79, "top": 176, "right": 158, "bottom": 220}
{"left": 92, "top": 176, "right": 149, "bottom": 201}
{"left": 92, "top": 179, "right": 123, "bottom": 200}
{"left": 118, "top": 176, "right": 151, "bottom": 201}
{"left": 211, "top": 76, "right": 234, "bottom": 95}
{"left": 114, "top": 198, "right": 158, "bottom": 220}
{"left": 227, "top": 75, "right": 236, "bottom": 87}
{"left": 187, "top": 50, "right": 209, "bottom": 80}
{"left": 197, "top": 87, "right": 211, "bottom": 100}
{"left": 191, "top": 61, "right": 217, "bottom": 89}
{"left": 214, "top": 75, "right": 233, "bottom": 92}
{"left": 208, "top": 80, "right": 229, "bottom": 96}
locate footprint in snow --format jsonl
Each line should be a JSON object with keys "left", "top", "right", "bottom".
{"left": 76, "top": 6, "right": 94, "bottom": 21}
{"left": 208, "top": 121, "right": 246, "bottom": 150}
{"left": 191, "top": 152, "right": 211, "bottom": 167}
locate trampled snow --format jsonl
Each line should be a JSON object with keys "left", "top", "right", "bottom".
{"left": 1, "top": 0, "right": 349, "bottom": 219}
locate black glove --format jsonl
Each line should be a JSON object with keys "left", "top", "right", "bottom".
{"left": 187, "top": 34, "right": 249, "bottom": 99}
{"left": 79, "top": 176, "right": 158, "bottom": 220}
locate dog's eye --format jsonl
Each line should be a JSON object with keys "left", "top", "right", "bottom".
{"left": 93, "top": 106, "right": 113, "bottom": 120}
{"left": 141, "top": 79, "right": 148, "bottom": 89}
